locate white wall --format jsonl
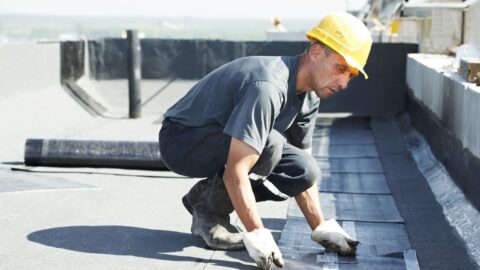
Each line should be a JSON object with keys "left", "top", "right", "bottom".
{"left": 406, "top": 53, "right": 480, "bottom": 159}
{"left": 465, "top": 0, "right": 480, "bottom": 49}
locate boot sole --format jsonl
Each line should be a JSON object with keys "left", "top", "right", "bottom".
{"left": 205, "top": 240, "right": 245, "bottom": 251}
{"left": 192, "top": 233, "right": 245, "bottom": 251}
{"left": 182, "top": 195, "right": 193, "bottom": 215}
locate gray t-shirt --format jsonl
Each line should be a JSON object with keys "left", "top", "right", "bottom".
{"left": 164, "top": 55, "right": 320, "bottom": 154}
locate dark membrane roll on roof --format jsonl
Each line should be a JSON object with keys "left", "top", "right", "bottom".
{"left": 24, "top": 139, "right": 168, "bottom": 171}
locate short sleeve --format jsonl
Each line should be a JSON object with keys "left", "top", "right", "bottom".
{"left": 286, "top": 92, "right": 320, "bottom": 149}
{"left": 223, "top": 81, "right": 283, "bottom": 154}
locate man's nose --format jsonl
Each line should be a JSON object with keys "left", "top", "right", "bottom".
{"left": 338, "top": 73, "right": 350, "bottom": 90}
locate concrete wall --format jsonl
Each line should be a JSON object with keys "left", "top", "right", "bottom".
{"left": 406, "top": 53, "right": 480, "bottom": 209}
{"left": 0, "top": 41, "right": 417, "bottom": 118}
{"left": 87, "top": 39, "right": 308, "bottom": 80}
{"left": 407, "top": 54, "right": 480, "bottom": 158}
{"left": 465, "top": 0, "right": 480, "bottom": 49}
{"left": 0, "top": 42, "right": 60, "bottom": 99}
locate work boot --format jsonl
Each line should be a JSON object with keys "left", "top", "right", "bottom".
{"left": 182, "top": 177, "right": 213, "bottom": 214}
{"left": 190, "top": 174, "right": 245, "bottom": 250}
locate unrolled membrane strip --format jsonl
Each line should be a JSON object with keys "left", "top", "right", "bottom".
{"left": 279, "top": 219, "right": 411, "bottom": 257}
{"left": 287, "top": 193, "right": 404, "bottom": 223}
{"left": 313, "top": 144, "right": 379, "bottom": 158}
{"left": 318, "top": 173, "right": 391, "bottom": 195}
{"left": 278, "top": 218, "right": 417, "bottom": 269}
{"left": 315, "top": 158, "right": 384, "bottom": 174}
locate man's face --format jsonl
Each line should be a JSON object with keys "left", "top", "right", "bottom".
{"left": 308, "top": 45, "right": 358, "bottom": 99}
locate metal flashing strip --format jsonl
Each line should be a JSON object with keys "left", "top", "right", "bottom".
{"left": 287, "top": 193, "right": 404, "bottom": 223}
{"left": 318, "top": 173, "right": 391, "bottom": 195}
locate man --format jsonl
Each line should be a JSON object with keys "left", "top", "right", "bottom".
{"left": 159, "top": 12, "right": 372, "bottom": 270}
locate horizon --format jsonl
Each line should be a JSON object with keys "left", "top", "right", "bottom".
{"left": 0, "top": 0, "right": 364, "bottom": 19}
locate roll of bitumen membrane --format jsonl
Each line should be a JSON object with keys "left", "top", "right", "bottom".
{"left": 25, "top": 139, "right": 168, "bottom": 171}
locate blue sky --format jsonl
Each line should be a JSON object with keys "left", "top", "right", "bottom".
{"left": 0, "top": 0, "right": 363, "bottom": 19}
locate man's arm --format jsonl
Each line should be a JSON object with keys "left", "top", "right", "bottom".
{"left": 224, "top": 137, "right": 284, "bottom": 269}
{"left": 294, "top": 183, "right": 325, "bottom": 230}
{"left": 222, "top": 137, "right": 262, "bottom": 231}
{"left": 298, "top": 149, "right": 359, "bottom": 256}
{"left": 293, "top": 147, "right": 324, "bottom": 229}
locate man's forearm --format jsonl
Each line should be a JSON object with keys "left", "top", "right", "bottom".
{"left": 223, "top": 168, "right": 263, "bottom": 232}
{"left": 223, "top": 137, "right": 264, "bottom": 232}
{"left": 295, "top": 183, "right": 325, "bottom": 230}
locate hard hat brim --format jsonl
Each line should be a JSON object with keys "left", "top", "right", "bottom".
{"left": 342, "top": 54, "right": 369, "bottom": 80}
{"left": 308, "top": 34, "right": 370, "bottom": 80}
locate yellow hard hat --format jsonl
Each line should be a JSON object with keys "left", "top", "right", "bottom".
{"left": 307, "top": 12, "right": 373, "bottom": 79}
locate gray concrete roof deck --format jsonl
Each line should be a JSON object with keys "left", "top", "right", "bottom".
{"left": 0, "top": 81, "right": 285, "bottom": 269}
{"left": 1, "top": 79, "right": 479, "bottom": 269}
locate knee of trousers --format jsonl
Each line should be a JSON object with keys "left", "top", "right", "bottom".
{"left": 294, "top": 155, "right": 321, "bottom": 193}
{"left": 251, "top": 131, "right": 286, "bottom": 177}
{"left": 264, "top": 130, "right": 287, "bottom": 163}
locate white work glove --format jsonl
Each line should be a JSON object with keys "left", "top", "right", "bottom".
{"left": 243, "top": 228, "right": 285, "bottom": 270}
{"left": 311, "top": 219, "right": 360, "bottom": 256}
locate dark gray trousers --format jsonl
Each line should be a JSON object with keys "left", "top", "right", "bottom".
{"left": 159, "top": 118, "right": 319, "bottom": 202}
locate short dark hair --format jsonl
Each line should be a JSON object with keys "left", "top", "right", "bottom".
{"left": 306, "top": 39, "right": 333, "bottom": 56}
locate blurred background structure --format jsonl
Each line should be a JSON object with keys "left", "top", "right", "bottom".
{"left": 1, "top": 1, "right": 480, "bottom": 269}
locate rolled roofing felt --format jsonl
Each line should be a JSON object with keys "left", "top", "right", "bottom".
{"left": 24, "top": 139, "right": 168, "bottom": 170}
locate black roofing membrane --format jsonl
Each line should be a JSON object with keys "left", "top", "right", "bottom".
{"left": 318, "top": 173, "right": 390, "bottom": 194}
{"left": 277, "top": 116, "right": 419, "bottom": 269}
{"left": 315, "top": 157, "right": 384, "bottom": 174}
{"left": 313, "top": 144, "right": 379, "bottom": 158}
{"left": 287, "top": 192, "right": 404, "bottom": 223}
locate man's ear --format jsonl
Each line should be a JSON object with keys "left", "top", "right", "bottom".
{"left": 309, "top": 43, "right": 321, "bottom": 61}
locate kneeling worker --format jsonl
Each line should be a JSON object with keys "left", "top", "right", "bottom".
{"left": 159, "top": 12, "right": 372, "bottom": 270}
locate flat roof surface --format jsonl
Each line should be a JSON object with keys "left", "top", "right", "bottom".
{"left": 1, "top": 80, "right": 478, "bottom": 269}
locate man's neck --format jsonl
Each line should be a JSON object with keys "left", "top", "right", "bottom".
{"left": 295, "top": 54, "right": 309, "bottom": 95}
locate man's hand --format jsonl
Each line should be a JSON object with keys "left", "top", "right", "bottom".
{"left": 311, "top": 218, "right": 360, "bottom": 256}
{"left": 243, "top": 228, "right": 284, "bottom": 270}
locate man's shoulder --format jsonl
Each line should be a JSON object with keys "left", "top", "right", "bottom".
{"left": 233, "top": 55, "right": 293, "bottom": 70}
{"left": 233, "top": 56, "right": 296, "bottom": 90}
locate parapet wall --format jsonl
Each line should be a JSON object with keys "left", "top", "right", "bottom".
{"left": 406, "top": 54, "right": 480, "bottom": 209}
{"left": 0, "top": 40, "right": 417, "bottom": 119}
{"left": 86, "top": 39, "right": 417, "bottom": 117}
{"left": 407, "top": 54, "right": 480, "bottom": 159}
{"left": 465, "top": 0, "right": 480, "bottom": 49}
